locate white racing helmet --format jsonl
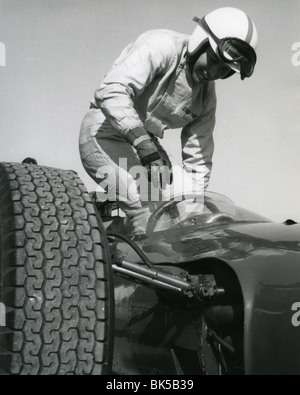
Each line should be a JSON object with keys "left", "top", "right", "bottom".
{"left": 187, "top": 7, "right": 258, "bottom": 80}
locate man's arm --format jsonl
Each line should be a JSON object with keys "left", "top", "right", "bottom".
{"left": 181, "top": 82, "right": 217, "bottom": 191}
{"left": 95, "top": 31, "right": 175, "bottom": 147}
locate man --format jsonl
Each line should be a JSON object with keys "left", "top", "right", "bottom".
{"left": 79, "top": 7, "right": 258, "bottom": 237}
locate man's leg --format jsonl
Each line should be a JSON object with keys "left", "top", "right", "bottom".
{"left": 79, "top": 109, "right": 151, "bottom": 236}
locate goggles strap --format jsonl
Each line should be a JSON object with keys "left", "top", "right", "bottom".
{"left": 193, "top": 17, "right": 221, "bottom": 47}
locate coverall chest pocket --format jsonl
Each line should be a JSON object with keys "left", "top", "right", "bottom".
{"left": 146, "top": 65, "right": 202, "bottom": 129}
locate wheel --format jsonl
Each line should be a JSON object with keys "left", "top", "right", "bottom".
{"left": 0, "top": 162, "right": 114, "bottom": 375}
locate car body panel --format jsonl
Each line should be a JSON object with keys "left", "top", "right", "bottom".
{"left": 110, "top": 194, "right": 300, "bottom": 375}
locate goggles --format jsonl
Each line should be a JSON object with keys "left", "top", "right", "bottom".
{"left": 193, "top": 17, "right": 257, "bottom": 80}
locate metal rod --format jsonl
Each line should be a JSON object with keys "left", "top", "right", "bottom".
{"left": 106, "top": 232, "right": 156, "bottom": 270}
{"left": 120, "top": 260, "right": 192, "bottom": 291}
{"left": 208, "top": 330, "right": 235, "bottom": 354}
{"left": 113, "top": 265, "right": 184, "bottom": 294}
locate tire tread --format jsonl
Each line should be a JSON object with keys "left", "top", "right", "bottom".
{"left": 0, "top": 162, "right": 113, "bottom": 375}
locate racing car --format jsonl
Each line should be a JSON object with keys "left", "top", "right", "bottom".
{"left": 0, "top": 161, "right": 300, "bottom": 375}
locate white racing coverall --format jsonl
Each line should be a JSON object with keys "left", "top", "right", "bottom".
{"left": 79, "top": 29, "right": 216, "bottom": 217}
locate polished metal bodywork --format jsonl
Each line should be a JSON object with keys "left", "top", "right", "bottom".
{"left": 107, "top": 193, "right": 300, "bottom": 375}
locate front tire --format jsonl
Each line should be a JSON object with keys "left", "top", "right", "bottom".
{"left": 0, "top": 162, "right": 114, "bottom": 375}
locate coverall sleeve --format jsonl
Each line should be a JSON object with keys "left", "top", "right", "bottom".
{"left": 94, "top": 33, "right": 175, "bottom": 140}
{"left": 181, "top": 82, "right": 217, "bottom": 191}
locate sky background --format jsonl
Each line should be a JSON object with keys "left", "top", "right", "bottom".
{"left": 0, "top": 0, "right": 299, "bottom": 222}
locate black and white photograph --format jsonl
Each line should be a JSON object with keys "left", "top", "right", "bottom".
{"left": 0, "top": 0, "right": 300, "bottom": 377}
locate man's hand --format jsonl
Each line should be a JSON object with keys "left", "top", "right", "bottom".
{"left": 135, "top": 139, "right": 173, "bottom": 190}
{"left": 145, "top": 159, "right": 173, "bottom": 190}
